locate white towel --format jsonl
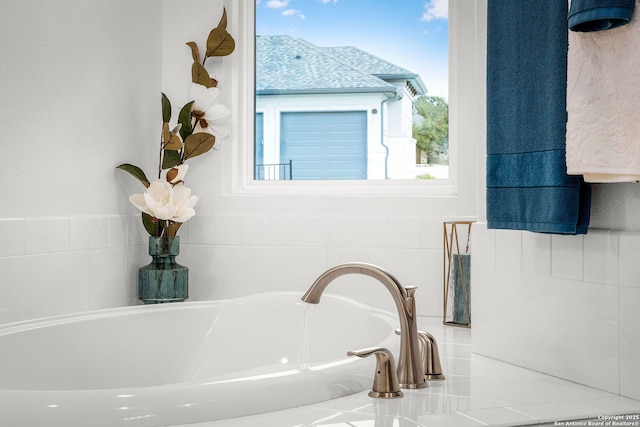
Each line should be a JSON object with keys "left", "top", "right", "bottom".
{"left": 566, "top": 0, "right": 640, "bottom": 182}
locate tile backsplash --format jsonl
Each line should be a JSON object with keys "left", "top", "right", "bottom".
{"left": 0, "top": 214, "right": 462, "bottom": 325}
{"left": 472, "top": 223, "right": 640, "bottom": 401}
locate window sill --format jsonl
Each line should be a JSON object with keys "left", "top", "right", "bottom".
{"left": 230, "top": 178, "right": 458, "bottom": 198}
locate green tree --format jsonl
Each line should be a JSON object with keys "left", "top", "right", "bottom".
{"left": 412, "top": 95, "right": 449, "bottom": 163}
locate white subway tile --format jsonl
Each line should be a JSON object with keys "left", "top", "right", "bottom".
{"left": 495, "top": 229, "right": 522, "bottom": 272}
{"left": 299, "top": 215, "right": 329, "bottom": 247}
{"left": 127, "top": 214, "right": 147, "bottom": 247}
{"left": 47, "top": 217, "right": 70, "bottom": 253}
{"left": 421, "top": 217, "right": 446, "bottom": 249}
{"left": 0, "top": 253, "right": 90, "bottom": 325}
{"left": 619, "top": 231, "right": 640, "bottom": 289}
{"left": 186, "top": 214, "right": 214, "bottom": 245}
{"left": 108, "top": 215, "right": 127, "bottom": 248}
{"left": 0, "top": 218, "right": 25, "bottom": 257}
{"left": 90, "top": 216, "right": 109, "bottom": 249}
{"left": 551, "top": 234, "right": 584, "bottom": 280}
{"left": 214, "top": 214, "right": 242, "bottom": 245}
{"left": 522, "top": 232, "right": 551, "bottom": 276}
{"left": 328, "top": 215, "right": 358, "bottom": 247}
{"left": 458, "top": 407, "right": 537, "bottom": 427}
{"left": 201, "top": 245, "right": 326, "bottom": 300}
{"left": 241, "top": 214, "right": 270, "bottom": 246}
{"left": 473, "top": 271, "right": 619, "bottom": 394}
{"left": 620, "top": 341, "right": 640, "bottom": 400}
{"left": 88, "top": 248, "right": 134, "bottom": 310}
{"left": 358, "top": 215, "right": 389, "bottom": 248}
{"left": 25, "top": 218, "right": 48, "bottom": 255}
{"left": 583, "top": 230, "right": 618, "bottom": 285}
{"left": 389, "top": 216, "right": 420, "bottom": 249}
{"left": 69, "top": 216, "right": 91, "bottom": 251}
{"left": 471, "top": 223, "right": 495, "bottom": 268}
{"left": 270, "top": 215, "right": 299, "bottom": 246}
{"left": 620, "top": 286, "right": 640, "bottom": 345}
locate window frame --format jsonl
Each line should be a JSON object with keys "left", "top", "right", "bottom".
{"left": 224, "top": 0, "right": 481, "bottom": 202}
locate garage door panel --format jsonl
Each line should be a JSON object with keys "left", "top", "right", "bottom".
{"left": 281, "top": 111, "right": 367, "bottom": 180}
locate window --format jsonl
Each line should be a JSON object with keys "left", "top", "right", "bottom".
{"left": 254, "top": 1, "right": 449, "bottom": 181}
{"left": 226, "top": 0, "right": 482, "bottom": 203}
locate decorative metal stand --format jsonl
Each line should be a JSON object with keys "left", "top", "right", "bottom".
{"left": 443, "top": 221, "right": 474, "bottom": 328}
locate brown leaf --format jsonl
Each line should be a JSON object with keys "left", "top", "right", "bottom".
{"left": 219, "top": 7, "right": 228, "bottom": 28}
{"left": 191, "top": 62, "right": 214, "bottom": 88}
{"left": 186, "top": 41, "right": 201, "bottom": 64}
{"left": 162, "top": 123, "right": 182, "bottom": 150}
{"left": 183, "top": 133, "right": 216, "bottom": 160}
{"left": 206, "top": 28, "right": 235, "bottom": 57}
{"left": 206, "top": 8, "right": 235, "bottom": 57}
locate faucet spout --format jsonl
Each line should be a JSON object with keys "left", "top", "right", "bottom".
{"left": 301, "top": 262, "right": 428, "bottom": 389}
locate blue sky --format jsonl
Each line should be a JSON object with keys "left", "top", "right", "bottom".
{"left": 255, "top": 0, "right": 449, "bottom": 98}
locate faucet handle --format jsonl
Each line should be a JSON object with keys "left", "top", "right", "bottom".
{"left": 417, "top": 331, "right": 446, "bottom": 381}
{"left": 347, "top": 347, "right": 404, "bottom": 399}
{"left": 394, "top": 329, "right": 446, "bottom": 381}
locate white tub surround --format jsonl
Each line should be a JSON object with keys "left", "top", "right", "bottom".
{"left": 471, "top": 224, "right": 640, "bottom": 401}
{"left": 183, "top": 317, "right": 640, "bottom": 427}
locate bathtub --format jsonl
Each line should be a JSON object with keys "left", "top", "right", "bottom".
{"left": 0, "top": 292, "right": 399, "bottom": 426}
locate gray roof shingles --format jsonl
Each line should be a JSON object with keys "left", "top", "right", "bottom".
{"left": 256, "top": 35, "right": 405, "bottom": 95}
{"left": 322, "top": 46, "right": 415, "bottom": 78}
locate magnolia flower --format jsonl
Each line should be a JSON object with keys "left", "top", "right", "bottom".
{"left": 129, "top": 180, "right": 199, "bottom": 223}
{"left": 166, "top": 164, "right": 189, "bottom": 184}
{"left": 189, "top": 83, "right": 231, "bottom": 139}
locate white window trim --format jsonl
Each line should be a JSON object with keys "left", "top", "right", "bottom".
{"left": 223, "top": 0, "right": 482, "bottom": 203}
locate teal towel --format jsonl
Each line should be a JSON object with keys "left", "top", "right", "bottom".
{"left": 487, "top": 0, "right": 591, "bottom": 235}
{"left": 569, "top": 0, "right": 635, "bottom": 32}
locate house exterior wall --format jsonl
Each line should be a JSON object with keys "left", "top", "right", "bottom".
{"left": 256, "top": 92, "right": 417, "bottom": 179}
{"left": 385, "top": 85, "right": 420, "bottom": 179}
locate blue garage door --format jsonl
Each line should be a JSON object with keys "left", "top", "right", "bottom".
{"left": 281, "top": 111, "right": 367, "bottom": 180}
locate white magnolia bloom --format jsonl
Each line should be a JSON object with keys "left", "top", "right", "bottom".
{"left": 129, "top": 180, "right": 199, "bottom": 223}
{"left": 189, "top": 83, "right": 231, "bottom": 139}
{"left": 171, "top": 183, "right": 199, "bottom": 222}
{"left": 167, "top": 164, "right": 189, "bottom": 184}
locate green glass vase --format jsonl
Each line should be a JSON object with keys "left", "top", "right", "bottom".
{"left": 139, "top": 236, "right": 188, "bottom": 304}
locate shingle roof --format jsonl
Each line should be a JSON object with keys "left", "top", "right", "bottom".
{"left": 323, "top": 46, "right": 412, "bottom": 78}
{"left": 256, "top": 35, "right": 424, "bottom": 96}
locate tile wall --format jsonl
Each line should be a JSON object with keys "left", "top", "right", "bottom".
{"left": 471, "top": 223, "right": 640, "bottom": 400}
{"left": 0, "top": 214, "right": 467, "bottom": 325}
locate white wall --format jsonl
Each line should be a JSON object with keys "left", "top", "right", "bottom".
{"left": 0, "top": 0, "right": 162, "bottom": 324}
{"left": 0, "top": 0, "right": 162, "bottom": 217}
{"left": 0, "top": 0, "right": 478, "bottom": 329}
{"left": 471, "top": 0, "right": 640, "bottom": 400}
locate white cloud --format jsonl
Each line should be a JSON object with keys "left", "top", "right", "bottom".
{"left": 282, "top": 8, "right": 305, "bottom": 19}
{"left": 422, "top": 0, "right": 448, "bottom": 21}
{"left": 267, "top": 0, "right": 289, "bottom": 9}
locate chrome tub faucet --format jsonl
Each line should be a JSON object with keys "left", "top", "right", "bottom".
{"left": 301, "top": 262, "right": 428, "bottom": 389}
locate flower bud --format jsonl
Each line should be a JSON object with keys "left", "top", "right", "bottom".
{"left": 167, "top": 164, "right": 189, "bottom": 184}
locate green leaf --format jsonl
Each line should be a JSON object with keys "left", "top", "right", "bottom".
{"left": 142, "top": 212, "right": 162, "bottom": 236}
{"left": 191, "top": 62, "right": 215, "bottom": 88}
{"left": 178, "top": 101, "right": 194, "bottom": 140}
{"left": 161, "top": 93, "right": 171, "bottom": 123}
{"left": 186, "top": 41, "right": 201, "bottom": 63}
{"left": 183, "top": 133, "right": 216, "bottom": 160}
{"left": 206, "top": 9, "right": 235, "bottom": 57}
{"left": 162, "top": 150, "right": 182, "bottom": 170}
{"left": 116, "top": 164, "right": 150, "bottom": 188}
